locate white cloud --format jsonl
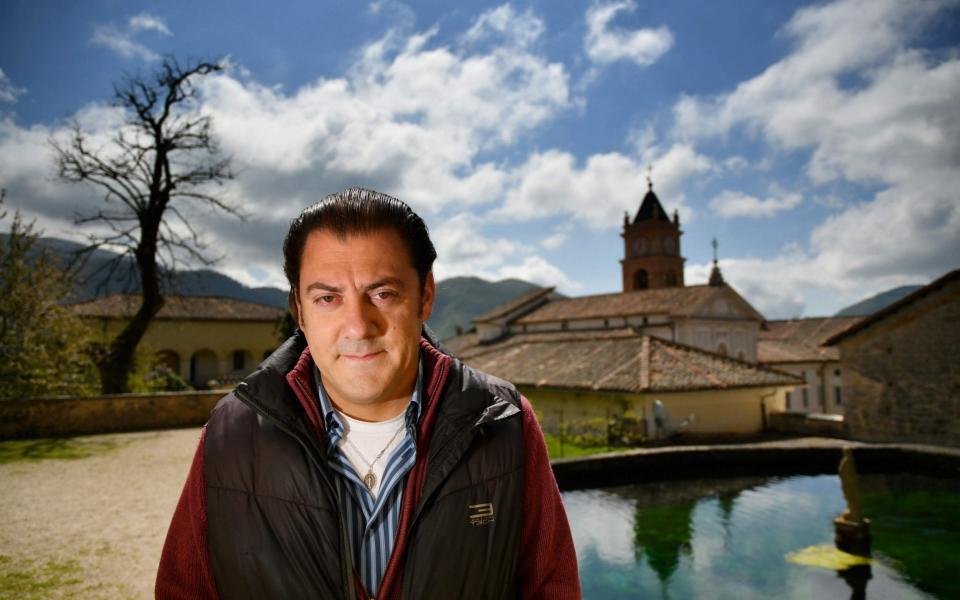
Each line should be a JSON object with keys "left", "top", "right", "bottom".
{"left": 91, "top": 13, "right": 171, "bottom": 61}
{"left": 540, "top": 223, "right": 572, "bottom": 250}
{"left": 0, "top": 69, "right": 26, "bottom": 104}
{"left": 129, "top": 13, "right": 172, "bottom": 35}
{"left": 673, "top": 0, "right": 960, "bottom": 314}
{"left": 723, "top": 156, "right": 749, "bottom": 171}
{"left": 498, "top": 256, "right": 582, "bottom": 290}
{"left": 432, "top": 213, "right": 519, "bottom": 276}
{"left": 709, "top": 190, "right": 802, "bottom": 218}
{"left": 463, "top": 4, "right": 544, "bottom": 49}
{"left": 584, "top": 0, "right": 674, "bottom": 66}
{"left": 5, "top": 9, "right": 572, "bottom": 287}
{"left": 491, "top": 141, "right": 710, "bottom": 229}
{"left": 431, "top": 212, "right": 580, "bottom": 291}
{"left": 196, "top": 8, "right": 569, "bottom": 217}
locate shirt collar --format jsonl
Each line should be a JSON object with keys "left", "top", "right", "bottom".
{"left": 313, "top": 352, "right": 424, "bottom": 448}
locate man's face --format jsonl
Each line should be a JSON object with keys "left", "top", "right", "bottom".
{"left": 296, "top": 228, "right": 434, "bottom": 419}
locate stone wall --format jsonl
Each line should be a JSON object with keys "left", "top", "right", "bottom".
{"left": 837, "top": 278, "right": 960, "bottom": 447}
{"left": 0, "top": 390, "right": 227, "bottom": 440}
{"left": 767, "top": 411, "right": 848, "bottom": 438}
{"left": 522, "top": 385, "right": 779, "bottom": 438}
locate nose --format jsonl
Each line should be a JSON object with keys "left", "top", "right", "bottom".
{"left": 342, "top": 295, "right": 381, "bottom": 340}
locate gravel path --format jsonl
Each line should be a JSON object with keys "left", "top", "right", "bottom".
{"left": 0, "top": 428, "right": 200, "bottom": 599}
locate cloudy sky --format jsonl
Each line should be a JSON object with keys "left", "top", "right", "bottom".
{"left": 2, "top": 0, "right": 958, "bottom": 318}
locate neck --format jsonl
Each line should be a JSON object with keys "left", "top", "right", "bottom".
{"left": 333, "top": 395, "right": 411, "bottom": 423}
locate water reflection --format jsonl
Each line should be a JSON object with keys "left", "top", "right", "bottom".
{"left": 563, "top": 473, "right": 960, "bottom": 599}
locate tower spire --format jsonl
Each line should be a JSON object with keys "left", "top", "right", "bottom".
{"left": 709, "top": 237, "right": 725, "bottom": 287}
{"left": 646, "top": 164, "right": 654, "bottom": 192}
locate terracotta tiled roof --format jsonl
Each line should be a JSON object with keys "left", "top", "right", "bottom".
{"left": 514, "top": 285, "right": 722, "bottom": 324}
{"left": 462, "top": 332, "right": 800, "bottom": 393}
{"left": 758, "top": 317, "right": 863, "bottom": 363}
{"left": 443, "top": 330, "right": 479, "bottom": 355}
{"left": 68, "top": 294, "right": 285, "bottom": 321}
{"left": 474, "top": 287, "right": 555, "bottom": 323}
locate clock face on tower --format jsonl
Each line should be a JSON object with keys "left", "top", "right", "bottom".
{"left": 633, "top": 238, "right": 648, "bottom": 256}
{"left": 664, "top": 237, "right": 676, "bottom": 255}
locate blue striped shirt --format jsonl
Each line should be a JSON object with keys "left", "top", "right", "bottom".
{"left": 313, "top": 359, "right": 422, "bottom": 597}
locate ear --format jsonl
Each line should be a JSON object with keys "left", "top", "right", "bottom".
{"left": 419, "top": 271, "right": 436, "bottom": 322}
{"left": 289, "top": 288, "right": 304, "bottom": 328}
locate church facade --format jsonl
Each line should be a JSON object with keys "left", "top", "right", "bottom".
{"left": 450, "top": 180, "right": 808, "bottom": 438}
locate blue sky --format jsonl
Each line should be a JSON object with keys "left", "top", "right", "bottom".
{"left": 1, "top": 0, "right": 958, "bottom": 318}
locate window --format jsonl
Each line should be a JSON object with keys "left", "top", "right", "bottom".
{"left": 716, "top": 343, "right": 728, "bottom": 357}
{"left": 834, "top": 369, "right": 841, "bottom": 377}
{"left": 786, "top": 392, "right": 792, "bottom": 410}
{"left": 232, "top": 350, "right": 246, "bottom": 371}
{"left": 835, "top": 386, "right": 842, "bottom": 405}
{"left": 802, "top": 387, "right": 809, "bottom": 408}
{"left": 634, "top": 269, "right": 649, "bottom": 290}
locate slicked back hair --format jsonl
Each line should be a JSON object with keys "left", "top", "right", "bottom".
{"left": 283, "top": 187, "right": 437, "bottom": 315}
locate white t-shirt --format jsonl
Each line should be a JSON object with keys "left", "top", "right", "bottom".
{"left": 337, "top": 409, "right": 408, "bottom": 500}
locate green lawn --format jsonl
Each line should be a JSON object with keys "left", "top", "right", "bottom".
{"left": 0, "top": 436, "right": 125, "bottom": 464}
{"left": 544, "top": 433, "right": 625, "bottom": 460}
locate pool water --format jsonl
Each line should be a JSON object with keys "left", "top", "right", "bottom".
{"left": 562, "top": 473, "right": 960, "bottom": 599}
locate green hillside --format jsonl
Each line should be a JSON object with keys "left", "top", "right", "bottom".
{"left": 11, "top": 234, "right": 541, "bottom": 339}
{"left": 834, "top": 285, "right": 923, "bottom": 317}
{"left": 428, "top": 276, "right": 542, "bottom": 339}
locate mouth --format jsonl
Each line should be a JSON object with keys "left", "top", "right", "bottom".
{"left": 341, "top": 350, "right": 385, "bottom": 362}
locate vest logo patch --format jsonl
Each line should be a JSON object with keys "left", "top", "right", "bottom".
{"left": 468, "top": 502, "right": 495, "bottom": 526}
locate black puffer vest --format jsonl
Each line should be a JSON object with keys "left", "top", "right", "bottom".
{"left": 204, "top": 330, "right": 524, "bottom": 599}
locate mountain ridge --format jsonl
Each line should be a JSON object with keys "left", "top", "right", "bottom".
{"left": 4, "top": 233, "right": 541, "bottom": 339}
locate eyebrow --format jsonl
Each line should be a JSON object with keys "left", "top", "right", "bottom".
{"left": 304, "top": 277, "right": 406, "bottom": 294}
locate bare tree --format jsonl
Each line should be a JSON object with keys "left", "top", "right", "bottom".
{"left": 51, "top": 57, "right": 243, "bottom": 393}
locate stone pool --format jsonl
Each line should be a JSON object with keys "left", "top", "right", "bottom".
{"left": 563, "top": 472, "right": 960, "bottom": 599}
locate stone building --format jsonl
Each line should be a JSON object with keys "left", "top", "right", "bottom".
{"left": 449, "top": 181, "right": 803, "bottom": 436}
{"left": 758, "top": 316, "right": 863, "bottom": 415}
{"left": 459, "top": 330, "right": 800, "bottom": 438}
{"left": 824, "top": 268, "right": 960, "bottom": 446}
{"left": 70, "top": 294, "right": 285, "bottom": 388}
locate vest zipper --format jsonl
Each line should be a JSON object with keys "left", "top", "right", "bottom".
{"left": 233, "top": 383, "right": 357, "bottom": 600}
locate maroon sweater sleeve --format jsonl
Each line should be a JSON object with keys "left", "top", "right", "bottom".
{"left": 517, "top": 396, "right": 582, "bottom": 599}
{"left": 155, "top": 427, "right": 219, "bottom": 599}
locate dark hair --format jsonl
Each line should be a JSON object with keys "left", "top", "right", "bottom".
{"left": 283, "top": 187, "right": 437, "bottom": 310}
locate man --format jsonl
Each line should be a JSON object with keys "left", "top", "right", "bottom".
{"left": 156, "top": 188, "right": 581, "bottom": 599}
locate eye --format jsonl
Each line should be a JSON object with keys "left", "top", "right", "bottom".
{"left": 372, "top": 290, "right": 398, "bottom": 303}
{"left": 314, "top": 294, "right": 338, "bottom": 305}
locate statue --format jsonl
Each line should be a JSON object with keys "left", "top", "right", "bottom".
{"left": 835, "top": 446, "right": 871, "bottom": 556}
{"left": 838, "top": 447, "right": 863, "bottom": 523}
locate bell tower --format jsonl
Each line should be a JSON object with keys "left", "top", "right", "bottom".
{"left": 621, "top": 172, "right": 685, "bottom": 291}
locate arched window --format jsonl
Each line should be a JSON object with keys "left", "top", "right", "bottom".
{"left": 190, "top": 349, "right": 219, "bottom": 388}
{"left": 156, "top": 350, "right": 180, "bottom": 375}
{"left": 665, "top": 270, "right": 678, "bottom": 287}
{"left": 716, "top": 343, "right": 728, "bottom": 357}
{"left": 231, "top": 349, "right": 253, "bottom": 372}
{"left": 633, "top": 269, "right": 649, "bottom": 290}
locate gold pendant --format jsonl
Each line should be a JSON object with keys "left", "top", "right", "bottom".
{"left": 363, "top": 471, "right": 377, "bottom": 491}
